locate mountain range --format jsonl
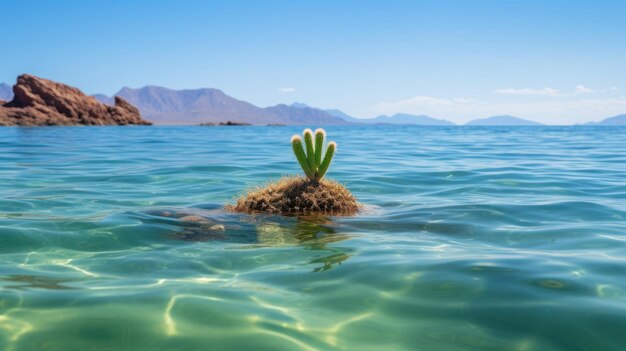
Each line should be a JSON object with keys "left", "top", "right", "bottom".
{"left": 585, "top": 114, "right": 626, "bottom": 126}
{"left": 465, "top": 115, "right": 543, "bottom": 126}
{"left": 293, "top": 103, "right": 453, "bottom": 125}
{"left": 93, "top": 87, "right": 347, "bottom": 125}
{"left": 357, "top": 113, "right": 454, "bottom": 125}
{"left": 2, "top": 80, "right": 625, "bottom": 125}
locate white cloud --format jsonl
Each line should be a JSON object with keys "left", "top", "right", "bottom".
{"left": 494, "top": 87, "right": 560, "bottom": 96}
{"left": 375, "top": 94, "right": 626, "bottom": 125}
{"left": 279, "top": 87, "right": 295, "bottom": 93}
{"left": 575, "top": 85, "right": 595, "bottom": 94}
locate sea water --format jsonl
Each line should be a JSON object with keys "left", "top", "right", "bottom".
{"left": 1, "top": 125, "right": 625, "bottom": 351}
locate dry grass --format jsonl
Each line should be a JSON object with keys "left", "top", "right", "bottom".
{"left": 226, "top": 176, "right": 360, "bottom": 216}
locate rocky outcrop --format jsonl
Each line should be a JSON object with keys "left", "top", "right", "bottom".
{"left": 0, "top": 74, "right": 151, "bottom": 126}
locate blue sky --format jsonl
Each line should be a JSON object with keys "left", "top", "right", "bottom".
{"left": 1, "top": 0, "right": 625, "bottom": 124}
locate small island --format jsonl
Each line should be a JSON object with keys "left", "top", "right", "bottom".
{"left": 227, "top": 128, "right": 359, "bottom": 216}
{"left": 199, "top": 121, "right": 252, "bottom": 126}
{"left": 0, "top": 74, "right": 151, "bottom": 126}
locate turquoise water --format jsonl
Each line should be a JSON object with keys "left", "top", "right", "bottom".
{"left": 1, "top": 126, "right": 626, "bottom": 351}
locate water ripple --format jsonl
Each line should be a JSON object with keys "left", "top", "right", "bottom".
{"left": 1, "top": 126, "right": 626, "bottom": 350}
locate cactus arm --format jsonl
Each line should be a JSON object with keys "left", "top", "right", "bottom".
{"left": 315, "top": 141, "right": 336, "bottom": 181}
{"left": 314, "top": 128, "right": 325, "bottom": 167}
{"left": 303, "top": 129, "right": 317, "bottom": 174}
{"left": 291, "top": 135, "right": 314, "bottom": 179}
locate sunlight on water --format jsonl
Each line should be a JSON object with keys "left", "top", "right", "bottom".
{"left": 1, "top": 126, "right": 626, "bottom": 350}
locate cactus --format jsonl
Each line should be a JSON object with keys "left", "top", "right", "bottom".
{"left": 303, "top": 129, "right": 317, "bottom": 173}
{"left": 291, "top": 135, "right": 314, "bottom": 179}
{"left": 314, "top": 128, "right": 324, "bottom": 167}
{"left": 291, "top": 128, "right": 336, "bottom": 182}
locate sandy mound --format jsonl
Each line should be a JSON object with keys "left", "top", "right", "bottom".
{"left": 226, "top": 176, "right": 359, "bottom": 216}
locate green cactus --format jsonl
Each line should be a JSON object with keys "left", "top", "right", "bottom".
{"left": 291, "top": 135, "right": 314, "bottom": 179}
{"left": 314, "top": 128, "right": 324, "bottom": 167}
{"left": 291, "top": 128, "right": 336, "bottom": 182}
{"left": 316, "top": 141, "right": 335, "bottom": 180}
{"left": 303, "top": 129, "right": 317, "bottom": 173}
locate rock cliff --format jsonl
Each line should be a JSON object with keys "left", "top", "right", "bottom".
{"left": 0, "top": 74, "right": 151, "bottom": 126}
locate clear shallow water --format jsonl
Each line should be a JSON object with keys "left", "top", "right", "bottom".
{"left": 1, "top": 125, "right": 626, "bottom": 351}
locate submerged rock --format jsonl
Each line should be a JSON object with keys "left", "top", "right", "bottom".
{"left": 140, "top": 209, "right": 229, "bottom": 241}
{"left": 0, "top": 74, "right": 151, "bottom": 126}
{"left": 168, "top": 211, "right": 227, "bottom": 241}
{"left": 226, "top": 176, "right": 360, "bottom": 216}
{"left": 178, "top": 215, "right": 211, "bottom": 223}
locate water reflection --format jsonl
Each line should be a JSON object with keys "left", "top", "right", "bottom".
{"left": 136, "top": 207, "right": 354, "bottom": 272}
{"left": 255, "top": 216, "right": 353, "bottom": 272}
{"left": 310, "top": 253, "right": 351, "bottom": 272}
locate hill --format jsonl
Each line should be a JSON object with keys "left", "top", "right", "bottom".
{"left": 366, "top": 113, "right": 454, "bottom": 125}
{"left": 292, "top": 104, "right": 365, "bottom": 123}
{"left": 465, "top": 115, "right": 543, "bottom": 126}
{"left": 323, "top": 109, "right": 453, "bottom": 125}
{"left": 587, "top": 114, "right": 626, "bottom": 125}
{"left": 324, "top": 109, "right": 365, "bottom": 123}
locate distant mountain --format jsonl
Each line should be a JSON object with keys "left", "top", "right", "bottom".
{"left": 290, "top": 102, "right": 311, "bottom": 109}
{"left": 95, "top": 86, "right": 347, "bottom": 125}
{"left": 359, "top": 113, "right": 454, "bottom": 125}
{"left": 301, "top": 106, "right": 453, "bottom": 125}
{"left": 317, "top": 109, "right": 454, "bottom": 125}
{"left": 292, "top": 103, "right": 368, "bottom": 123}
{"left": 587, "top": 114, "right": 626, "bottom": 125}
{"left": 264, "top": 104, "right": 349, "bottom": 125}
{"left": 465, "top": 115, "right": 543, "bottom": 126}
{"left": 0, "top": 83, "right": 13, "bottom": 101}
{"left": 92, "top": 93, "right": 114, "bottom": 105}
{"left": 324, "top": 109, "right": 363, "bottom": 123}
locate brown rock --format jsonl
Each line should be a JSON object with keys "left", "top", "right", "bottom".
{"left": 0, "top": 74, "right": 151, "bottom": 126}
